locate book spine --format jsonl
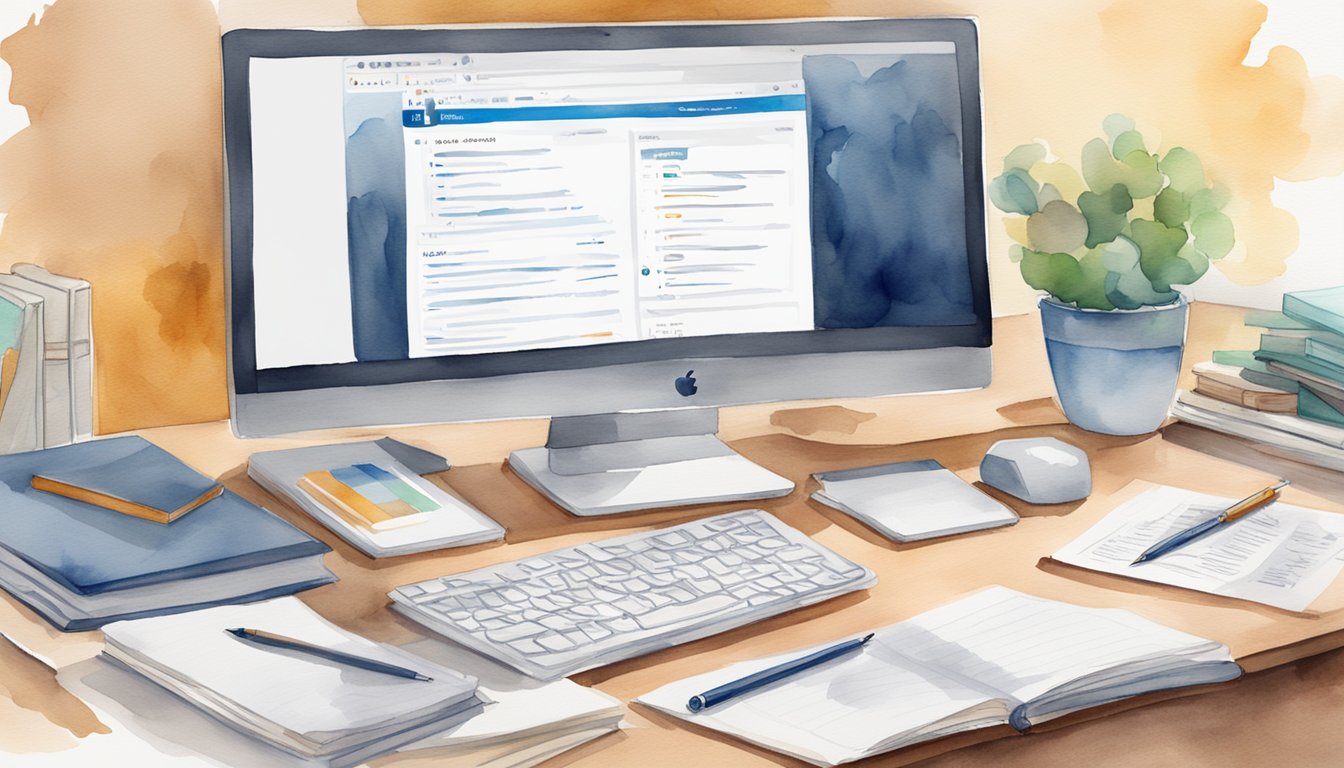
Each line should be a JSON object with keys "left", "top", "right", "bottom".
{"left": 1284, "top": 293, "right": 1344, "bottom": 336}
{"left": 0, "top": 297, "right": 45, "bottom": 454}
{"left": 71, "top": 285, "right": 92, "bottom": 441}
{"left": 1258, "top": 334, "right": 1307, "bottom": 356}
{"left": 30, "top": 475, "right": 171, "bottom": 523}
{"left": 1305, "top": 336, "right": 1344, "bottom": 371}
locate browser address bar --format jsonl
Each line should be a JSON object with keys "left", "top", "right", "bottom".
{"left": 469, "top": 70, "right": 686, "bottom": 87}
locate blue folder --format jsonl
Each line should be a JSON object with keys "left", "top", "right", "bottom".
{"left": 0, "top": 436, "right": 331, "bottom": 596}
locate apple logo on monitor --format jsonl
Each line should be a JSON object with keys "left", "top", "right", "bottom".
{"left": 675, "top": 370, "right": 698, "bottom": 397}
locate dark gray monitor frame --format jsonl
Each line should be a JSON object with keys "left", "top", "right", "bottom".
{"left": 223, "top": 18, "right": 991, "bottom": 437}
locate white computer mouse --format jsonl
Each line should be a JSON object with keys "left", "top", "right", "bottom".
{"left": 979, "top": 437, "right": 1091, "bottom": 504}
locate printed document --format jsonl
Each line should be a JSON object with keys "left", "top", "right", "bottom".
{"left": 1053, "top": 483, "right": 1344, "bottom": 612}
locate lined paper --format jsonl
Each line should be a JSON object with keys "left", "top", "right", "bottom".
{"left": 883, "top": 587, "right": 1221, "bottom": 704}
{"left": 639, "top": 638, "right": 1004, "bottom": 765}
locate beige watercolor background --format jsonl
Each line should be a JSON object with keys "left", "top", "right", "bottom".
{"left": 0, "top": 0, "right": 1340, "bottom": 435}
{"left": 0, "top": 0, "right": 1341, "bottom": 762}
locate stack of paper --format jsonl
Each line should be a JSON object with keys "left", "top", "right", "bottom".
{"left": 60, "top": 607, "right": 623, "bottom": 768}
{"left": 101, "top": 598, "right": 484, "bottom": 768}
{"left": 639, "top": 587, "right": 1238, "bottom": 767}
{"left": 0, "top": 436, "right": 335, "bottom": 630}
{"left": 811, "top": 459, "right": 1017, "bottom": 542}
{"left": 395, "top": 636, "right": 624, "bottom": 766}
{"left": 249, "top": 440, "right": 504, "bottom": 557}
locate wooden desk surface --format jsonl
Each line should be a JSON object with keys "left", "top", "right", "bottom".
{"left": 4, "top": 302, "right": 1344, "bottom": 767}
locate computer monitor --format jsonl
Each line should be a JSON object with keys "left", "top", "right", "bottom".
{"left": 222, "top": 19, "right": 991, "bottom": 482}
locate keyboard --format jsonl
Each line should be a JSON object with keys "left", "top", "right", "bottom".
{"left": 389, "top": 510, "right": 876, "bottom": 679}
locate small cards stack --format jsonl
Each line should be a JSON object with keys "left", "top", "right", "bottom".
{"left": 249, "top": 439, "right": 504, "bottom": 558}
{"left": 300, "top": 464, "right": 440, "bottom": 530}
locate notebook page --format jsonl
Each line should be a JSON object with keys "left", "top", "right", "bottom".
{"left": 639, "top": 637, "right": 1006, "bottom": 765}
{"left": 882, "top": 587, "right": 1222, "bottom": 706}
{"left": 1053, "top": 484, "right": 1344, "bottom": 611}
{"left": 102, "top": 597, "right": 477, "bottom": 739}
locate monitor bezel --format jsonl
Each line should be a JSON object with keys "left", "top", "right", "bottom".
{"left": 223, "top": 17, "right": 990, "bottom": 403}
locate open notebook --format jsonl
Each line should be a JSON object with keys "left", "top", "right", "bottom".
{"left": 639, "top": 587, "right": 1240, "bottom": 767}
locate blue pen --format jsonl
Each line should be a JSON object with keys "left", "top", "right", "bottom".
{"left": 225, "top": 628, "right": 434, "bottom": 681}
{"left": 687, "top": 633, "right": 875, "bottom": 712}
{"left": 1131, "top": 480, "right": 1289, "bottom": 565}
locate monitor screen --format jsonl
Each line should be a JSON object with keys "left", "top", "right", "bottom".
{"left": 224, "top": 19, "right": 990, "bottom": 436}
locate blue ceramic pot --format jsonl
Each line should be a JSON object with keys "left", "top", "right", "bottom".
{"left": 1039, "top": 296, "right": 1189, "bottom": 435}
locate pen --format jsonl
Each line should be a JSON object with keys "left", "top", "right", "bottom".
{"left": 225, "top": 628, "right": 434, "bottom": 682}
{"left": 1130, "top": 480, "right": 1290, "bottom": 566}
{"left": 686, "top": 633, "right": 875, "bottom": 713}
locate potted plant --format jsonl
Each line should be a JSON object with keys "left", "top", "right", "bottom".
{"left": 989, "top": 115, "right": 1235, "bottom": 435}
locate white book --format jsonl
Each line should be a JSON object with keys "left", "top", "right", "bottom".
{"left": 1176, "top": 389, "right": 1344, "bottom": 448}
{"left": 639, "top": 587, "right": 1238, "bottom": 767}
{"left": 1169, "top": 397, "right": 1344, "bottom": 472}
{"left": 249, "top": 440, "right": 504, "bottom": 558}
{"left": 1052, "top": 482, "right": 1344, "bottom": 612}
{"left": 0, "top": 283, "right": 45, "bottom": 453}
{"left": 100, "top": 597, "right": 483, "bottom": 767}
{"left": 810, "top": 459, "right": 1017, "bottom": 542}
{"left": 10, "top": 264, "right": 93, "bottom": 442}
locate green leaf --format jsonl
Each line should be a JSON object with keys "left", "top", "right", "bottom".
{"left": 1133, "top": 218, "right": 1196, "bottom": 291}
{"left": 1111, "top": 129, "right": 1147, "bottom": 160}
{"left": 1020, "top": 249, "right": 1113, "bottom": 309}
{"left": 989, "top": 169, "right": 1039, "bottom": 215}
{"left": 1078, "top": 183, "right": 1133, "bottom": 247}
{"left": 1108, "top": 262, "right": 1180, "bottom": 309}
{"left": 1074, "top": 248, "right": 1115, "bottom": 309}
{"left": 1099, "top": 235, "right": 1140, "bottom": 273}
{"left": 1082, "top": 139, "right": 1162, "bottom": 198}
{"left": 1176, "top": 242, "right": 1211, "bottom": 285}
{"left": 1191, "top": 210, "right": 1235, "bottom": 260}
{"left": 1189, "top": 185, "right": 1231, "bottom": 218}
{"left": 1118, "top": 149, "right": 1163, "bottom": 198}
{"left": 1081, "top": 138, "right": 1118, "bottom": 194}
{"left": 1037, "top": 183, "right": 1063, "bottom": 206}
{"left": 1159, "top": 147, "right": 1205, "bottom": 194}
{"left": 1153, "top": 187, "right": 1190, "bottom": 227}
{"left": 1103, "top": 114, "right": 1136, "bottom": 144}
{"left": 1003, "top": 142, "right": 1047, "bottom": 172}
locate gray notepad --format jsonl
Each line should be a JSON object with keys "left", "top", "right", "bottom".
{"left": 811, "top": 459, "right": 1017, "bottom": 542}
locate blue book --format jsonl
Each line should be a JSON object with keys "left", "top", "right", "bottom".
{"left": 32, "top": 440, "right": 223, "bottom": 523}
{"left": 0, "top": 436, "right": 331, "bottom": 597}
{"left": 1283, "top": 286, "right": 1344, "bottom": 335}
{"left": 1253, "top": 349, "right": 1344, "bottom": 387}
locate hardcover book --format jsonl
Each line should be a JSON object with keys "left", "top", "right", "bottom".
{"left": 32, "top": 441, "right": 223, "bottom": 523}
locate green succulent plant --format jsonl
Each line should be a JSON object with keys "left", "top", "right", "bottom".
{"left": 989, "top": 115, "right": 1234, "bottom": 310}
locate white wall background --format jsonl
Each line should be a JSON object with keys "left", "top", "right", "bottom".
{"left": 0, "top": 0, "right": 1339, "bottom": 310}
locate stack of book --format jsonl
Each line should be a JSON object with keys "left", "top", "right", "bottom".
{"left": 1171, "top": 286, "right": 1344, "bottom": 471}
{"left": 0, "top": 265, "right": 93, "bottom": 453}
{"left": 0, "top": 436, "right": 336, "bottom": 630}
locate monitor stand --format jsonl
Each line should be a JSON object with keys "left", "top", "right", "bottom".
{"left": 507, "top": 409, "right": 794, "bottom": 517}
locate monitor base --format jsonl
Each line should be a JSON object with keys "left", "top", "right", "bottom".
{"left": 507, "top": 409, "right": 794, "bottom": 517}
